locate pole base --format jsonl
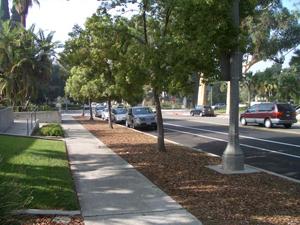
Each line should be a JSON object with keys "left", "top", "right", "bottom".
{"left": 222, "top": 153, "right": 244, "bottom": 172}
{"left": 207, "top": 164, "right": 258, "bottom": 175}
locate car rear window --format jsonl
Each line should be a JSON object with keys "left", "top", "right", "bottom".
{"left": 113, "top": 108, "right": 127, "bottom": 114}
{"left": 277, "top": 104, "right": 294, "bottom": 112}
{"left": 195, "top": 105, "right": 203, "bottom": 109}
{"left": 258, "top": 103, "right": 274, "bottom": 112}
{"left": 133, "top": 107, "right": 153, "bottom": 115}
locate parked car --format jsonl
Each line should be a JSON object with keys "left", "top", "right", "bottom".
{"left": 91, "top": 102, "right": 98, "bottom": 108}
{"left": 190, "top": 105, "right": 214, "bottom": 117}
{"left": 126, "top": 106, "right": 157, "bottom": 129}
{"left": 212, "top": 103, "right": 226, "bottom": 110}
{"left": 101, "top": 108, "right": 109, "bottom": 120}
{"left": 95, "top": 105, "right": 105, "bottom": 117}
{"left": 112, "top": 108, "right": 127, "bottom": 124}
{"left": 240, "top": 102, "right": 297, "bottom": 128}
{"left": 83, "top": 104, "right": 90, "bottom": 110}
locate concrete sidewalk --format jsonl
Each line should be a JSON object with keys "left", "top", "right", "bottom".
{"left": 62, "top": 114, "right": 202, "bottom": 225}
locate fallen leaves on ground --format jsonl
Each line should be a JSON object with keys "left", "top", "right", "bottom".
{"left": 77, "top": 117, "right": 300, "bottom": 225}
{"left": 22, "top": 216, "right": 84, "bottom": 225}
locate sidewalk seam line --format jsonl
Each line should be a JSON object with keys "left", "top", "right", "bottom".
{"left": 83, "top": 208, "right": 186, "bottom": 218}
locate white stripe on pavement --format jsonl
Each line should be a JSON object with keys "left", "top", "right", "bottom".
{"left": 165, "top": 127, "right": 300, "bottom": 159}
{"left": 164, "top": 123, "right": 300, "bottom": 149}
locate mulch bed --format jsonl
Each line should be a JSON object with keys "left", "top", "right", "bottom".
{"left": 21, "top": 215, "right": 84, "bottom": 225}
{"left": 76, "top": 117, "right": 300, "bottom": 225}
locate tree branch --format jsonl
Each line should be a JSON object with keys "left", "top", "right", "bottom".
{"left": 142, "top": 0, "right": 148, "bottom": 45}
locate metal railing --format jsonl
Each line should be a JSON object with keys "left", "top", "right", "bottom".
{"left": 26, "top": 108, "right": 38, "bottom": 136}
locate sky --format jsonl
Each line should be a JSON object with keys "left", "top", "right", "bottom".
{"left": 9, "top": 0, "right": 300, "bottom": 72}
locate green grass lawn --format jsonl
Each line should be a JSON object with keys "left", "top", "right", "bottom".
{"left": 0, "top": 135, "right": 79, "bottom": 215}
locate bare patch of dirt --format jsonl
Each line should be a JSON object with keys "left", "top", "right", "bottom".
{"left": 76, "top": 117, "right": 300, "bottom": 225}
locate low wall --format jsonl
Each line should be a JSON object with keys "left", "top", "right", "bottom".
{"left": 0, "top": 107, "right": 14, "bottom": 132}
{"left": 14, "top": 111, "right": 61, "bottom": 123}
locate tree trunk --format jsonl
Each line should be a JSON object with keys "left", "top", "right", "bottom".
{"left": 11, "top": 5, "right": 21, "bottom": 24}
{"left": 247, "top": 84, "right": 251, "bottom": 106}
{"left": 0, "top": 0, "right": 10, "bottom": 20}
{"left": 20, "top": 14, "right": 26, "bottom": 27}
{"left": 154, "top": 89, "right": 166, "bottom": 152}
{"left": 89, "top": 98, "right": 93, "bottom": 120}
{"left": 82, "top": 103, "right": 85, "bottom": 116}
{"left": 107, "top": 98, "right": 113, "bottom": 129}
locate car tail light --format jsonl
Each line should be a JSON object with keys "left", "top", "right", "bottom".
{"left": 275, "top": 111, "right": 283, "bottom": 118}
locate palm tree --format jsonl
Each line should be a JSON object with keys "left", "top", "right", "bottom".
{"left": 13, "top": 0, "right": 39, "bottom": 27}
{"left": 0, "top": 0, "right": 10, "bottom": 21}
{"left": 0, "top": 20, "right": 57, "bottom": 106}
{"left": 0, "top": 21, "right": 25, "bottom": 106}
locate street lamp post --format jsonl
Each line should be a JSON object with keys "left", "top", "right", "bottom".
{"left": 222, "top": 0, "right": 244, "bottom": 171}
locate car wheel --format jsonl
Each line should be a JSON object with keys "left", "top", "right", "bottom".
{"left": 284, "top": 124, "right": 292, "bottom": 128}
{"left": 264, "top": 119, "right": 272, "bottom": 128}
{"left": 240, "top": 117, "right": 247, "bottom": 126}
{"left": 190, "top": 112, "right": 194, "bottom": 116}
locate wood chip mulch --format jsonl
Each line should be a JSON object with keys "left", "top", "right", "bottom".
{"left": 21, "top": 215, "right": 84, "bottom": 225}
{"left": 76, "top": 117, "right": 300, "bottom": 225}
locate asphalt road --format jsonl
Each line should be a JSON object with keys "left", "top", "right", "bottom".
{"left": 148, "top": 113, "right": 300, "bottom": 181}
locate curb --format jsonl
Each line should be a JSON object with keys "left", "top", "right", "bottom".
{"left": 13, "top": 209, "right": 81, "bottom": 216}
{"left": 121, "top": 124, "right": 300, "bottom": 184}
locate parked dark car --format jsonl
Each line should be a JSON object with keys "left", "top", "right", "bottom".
{"left": 112, "top": 108, "right": 127, "bottom": 124}
{"left": 190, "top": 105, "right": 214, "bottom": 117}
{"left": 240, "top": 102, "right": 297, "bottom": 128}
{"left": 126, "top": 106, "right": 157, "bottom": 129}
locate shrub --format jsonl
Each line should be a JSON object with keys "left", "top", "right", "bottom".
{"left": 39, "top": 123, "right": 64, "bottom": 137}
{"left": 161, "top": 102, "right": 182, "bottom": 109}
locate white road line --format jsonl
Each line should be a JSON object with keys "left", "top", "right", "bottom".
{"left": 164, "top": 115, "right": 300, "bottom": 135}
{"left": 164, "top": 122, "right": 300, "bottom": 148}
{"left": 165, "top": 128, "right": 300, "bottom": 159}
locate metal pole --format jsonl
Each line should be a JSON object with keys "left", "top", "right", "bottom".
{"left": 26, "top": 118, "right": 29, "bottom": 136}
{"left": 30, "top": 113, "right": 33, "bottom": 129}
{"left": 222, "top": 0, "right": 244, "bottom": 171}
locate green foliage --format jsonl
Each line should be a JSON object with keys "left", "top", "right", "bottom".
{"left": 0, "top": 135, "right": 78, "bottom": 223}
{"left": 62, "top": 13, "right": 145, "bottom": 105}
{"left": 242, "top": 1, "right": 300, "bottom": 72}
{"left": 34, "top": 64, "right": 66, "bottom": 104}
{"left": 0, "top": 21, "right": 59, "bottom": 106}
{"left": 160, "top": 102, "right": 182, "bottom": 109}
{"left": 211, "top": 82, "right": 227, "bottom": 105}
{"left": 0, "top": 179, "right": 31, "bottom": 225}
{"left": 247, "top": 62, "right": 300, "bottom": 104}
{"left": 38, "top": 123, "right": 64, "bottom": 137}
